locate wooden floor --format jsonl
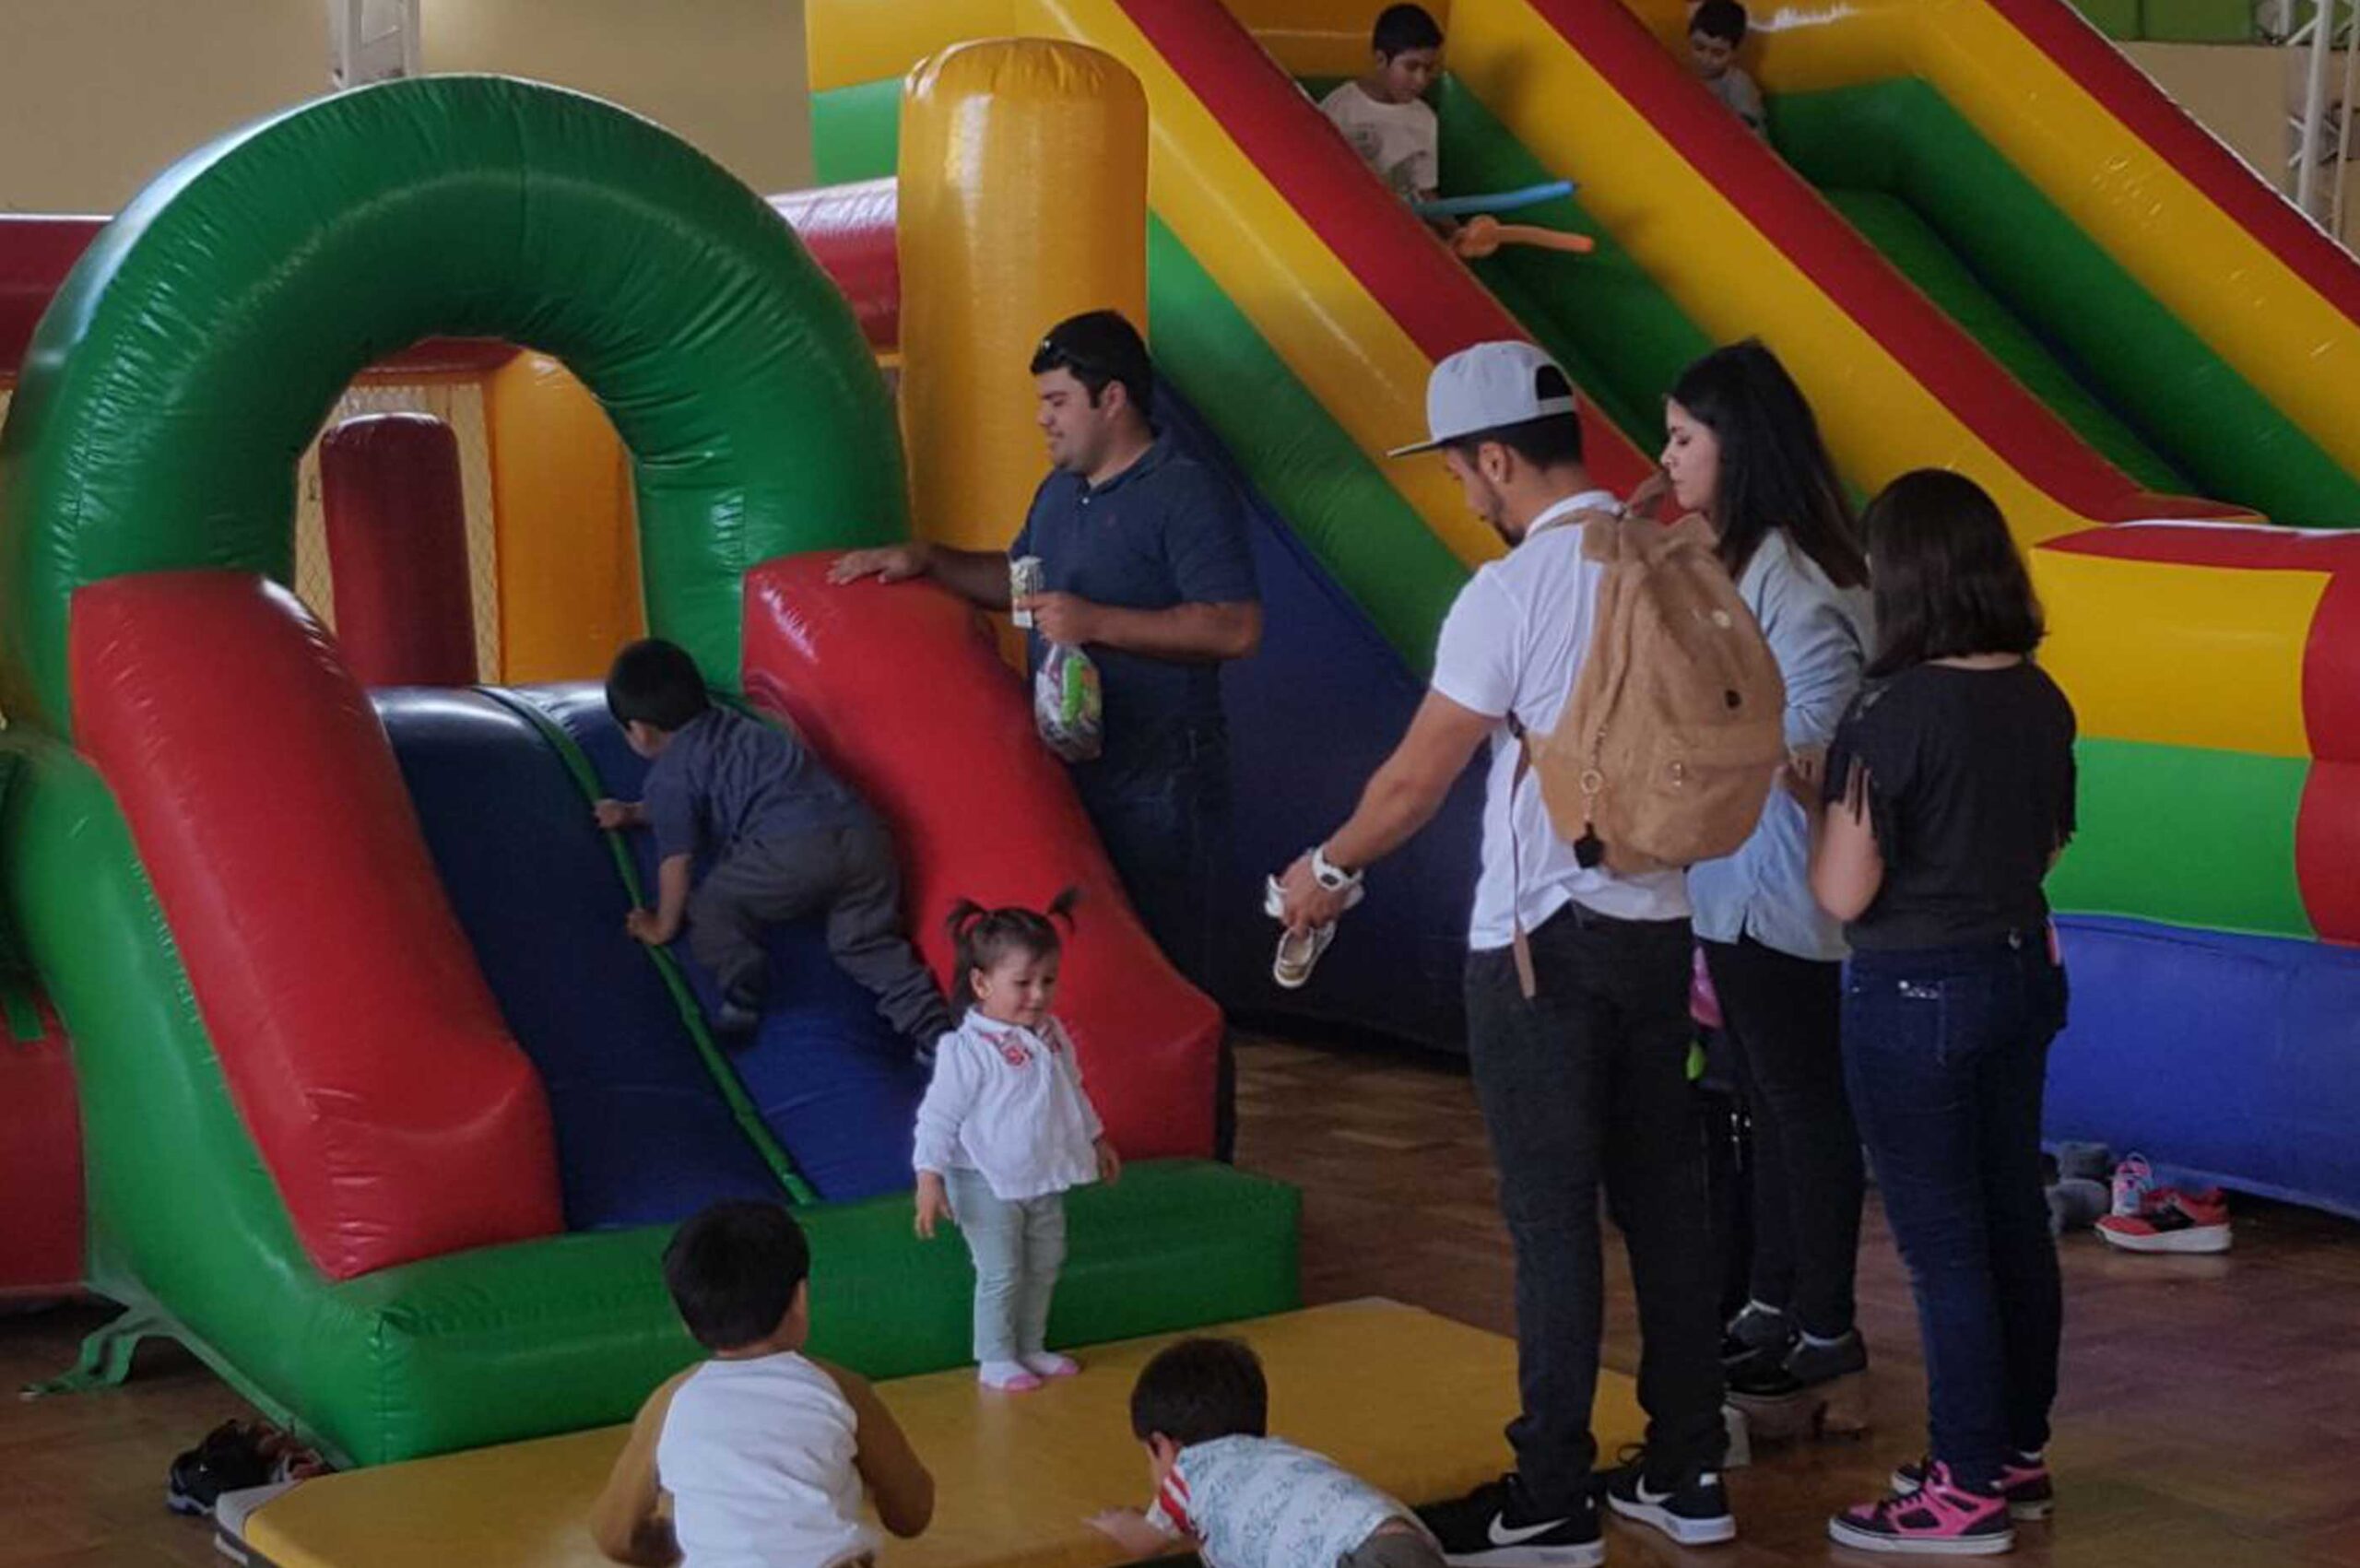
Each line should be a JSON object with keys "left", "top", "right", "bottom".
{"left": 7, "top": 1036, "right": 2360, "bottom": 1566}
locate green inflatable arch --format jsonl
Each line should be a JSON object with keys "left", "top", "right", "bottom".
{"left": 0, "top": 74, "right": 903, "bottom": 730}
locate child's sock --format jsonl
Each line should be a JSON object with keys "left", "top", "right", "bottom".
{"left": 1021, "top": 1350, "right": 1080, "bottom": 1379}
{"left": 978, "top": 1360, "right": 1043, "bottom": 1392}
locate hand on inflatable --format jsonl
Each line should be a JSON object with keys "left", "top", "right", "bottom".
{"left": 914, "top": 1172, "right": 953, "bottom": 1239}
{"left": 1089, "top": 1510, "right": 1171, "bottom": 1557}
{"left": 1095, "top": 1138, "right": 1123, "bottom": 1186}
{"left": 592, "top": 797, "right": 642, "bottom": 831}
{"left": 623, "top": 908, "right": 675, "bottom": 946}
{"left": 828, "top": 543, "right": 932, "bottom": 585}
{"left": 1275, "top": 853, "right": 1351, "bottom": 934}
{"left": 1021, "top": 592, "right": 1101, "bottom": 647}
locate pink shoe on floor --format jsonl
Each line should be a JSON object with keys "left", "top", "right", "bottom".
{"left": 1829, "top": 1462, "right": 2013, "bottom": 1555}
{"left": 1021, "top": 1351, "right": 1080, "bottom": 1379}
{"left": 978, "top": 1362, "right": 1044, "bottom": 1393}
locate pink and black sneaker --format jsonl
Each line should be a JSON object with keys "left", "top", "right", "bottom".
{"left": 2095, "top": 1187, "right": 2231, "bottom": 1254}
{"left": 1828, "top": 1462, "right": 2013, "bottom": 1555}
{"left": 1893, "top": 1451, "right": 2053, "bottom": 1521}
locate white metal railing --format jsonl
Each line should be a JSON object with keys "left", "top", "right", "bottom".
{"left": 2273, "top": 0, "right": 2360, "bottom": 242}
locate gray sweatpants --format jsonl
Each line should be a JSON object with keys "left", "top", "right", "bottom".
{"left": 687, "top": 820, "right": 952, "bottom": 1044}
{"left": 946, "top": 1167, "right": 1067, "bottom": 1363}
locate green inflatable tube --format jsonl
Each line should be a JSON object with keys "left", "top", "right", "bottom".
{"left": 0, "top": 76, "right": 904, "bottom": 732}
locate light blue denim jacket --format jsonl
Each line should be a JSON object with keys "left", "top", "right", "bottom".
{"left": 1688, "top": 529, "right": 1871, "bottom": 961}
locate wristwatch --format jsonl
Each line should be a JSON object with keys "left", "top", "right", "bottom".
{"left": 1311, "top": 843, "right": 1363, "bottom": 892}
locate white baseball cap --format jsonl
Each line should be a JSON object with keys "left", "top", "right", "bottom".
{"left": 1388, "top": 340, "right": 1580, "bottom": 457}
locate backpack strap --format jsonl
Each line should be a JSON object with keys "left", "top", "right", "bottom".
{"left": 1506, "top": 717, "right": 1539, "bottom": 1002}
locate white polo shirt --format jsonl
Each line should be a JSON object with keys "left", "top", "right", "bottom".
{"left": 1429, "top": 491, "right": 1691, "bottom": 950}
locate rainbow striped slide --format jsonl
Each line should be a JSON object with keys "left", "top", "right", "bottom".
{"left": 808, "top": 0, "right": 2360, "bottom": 1212}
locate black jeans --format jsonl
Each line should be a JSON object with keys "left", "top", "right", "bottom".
{"left": 689, "top": 821, "right": 952, "bottom": 1043}
{"left": 1465, "top": 902, "right": 1726, "bottom": 1511}
{"left": 1843, "top": 934, "right": 2067, "bottom": 1490}
{"left": 1072, "top": 723, "right": 1236, "bottom": 1157}
{"left": 1702, "top": 937, "right": 1863, "bottom": 1338}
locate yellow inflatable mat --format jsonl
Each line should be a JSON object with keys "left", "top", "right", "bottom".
{"left": 235, "top": 1300, "right": 1645, "bottom": 1568}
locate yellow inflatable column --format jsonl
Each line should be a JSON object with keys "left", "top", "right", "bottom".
{"left": 484, "top": 353, "right": 643, "bottom": 682}
{"left": 897, "top": 39, "right": 1149, "bottom": 555}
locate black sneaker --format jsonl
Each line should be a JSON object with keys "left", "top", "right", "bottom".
{"left": 1720, "top": 1301, "right": 1793, "bottom": 1369}
{"left": 713, "top": 986, "right": 764, "bottom": 1040}
{"left": 166, "top": 1421, "right": 274, "bottom": 1517}
{"left": 1421, "top": 1473, "right": 1605, "bottom": 1568}
{"left": 1729, "top": 1326, "right": 1867, "bottom": 1400}
{"left": 1601, "top": 1455, "right": 1738, "bottom": 1546}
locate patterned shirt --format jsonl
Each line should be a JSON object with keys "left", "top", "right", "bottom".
{"left": 1146, "top": 1436, "right": 1421, "bottom": 1568}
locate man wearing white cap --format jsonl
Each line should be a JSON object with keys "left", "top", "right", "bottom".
{"left": 1274, "top": 343, "right": 1732, "bottom": 1565}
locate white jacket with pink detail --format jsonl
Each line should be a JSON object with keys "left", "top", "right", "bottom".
{"left": 911, "top": 1010, "right": 1104, "bottom": 1201}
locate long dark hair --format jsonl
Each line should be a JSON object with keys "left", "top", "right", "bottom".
{"left": 1860, "top": 469, "right": 2045, "bottom": 679}
{"left": 944, "top": 889, "right": 1081, "bottom": 1012}
{"left": 1669, "top": 341, "right": 1868, "bottom": 590}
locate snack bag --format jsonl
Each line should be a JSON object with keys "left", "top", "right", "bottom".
{"left": 1034, "top": 643, "right": 1103, "bottom": 762}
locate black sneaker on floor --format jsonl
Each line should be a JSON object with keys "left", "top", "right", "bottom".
{"left": 1421, "top": 1473, "right": 1605, "bottom": 1568}
{"left": 1729, "top": 1326, "right": 1868, "bottom": 1399}
{"left": 1719, "top": 1301, "right": 1793, "bottom": 1367}
{"left": 1601, "top": 1455, "right": 1738, "bottom": 1546}
{"left": 166, "top": 1421, "right": 274, "bottom": 1518}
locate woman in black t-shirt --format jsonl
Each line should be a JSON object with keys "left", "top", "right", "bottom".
{"left": 1805, "top": 471, "right": 2076, "bottom": 1559}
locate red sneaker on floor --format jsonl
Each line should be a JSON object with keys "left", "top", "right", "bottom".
{"left": 2095, "top": 1186, "right": 2231, "bottom": 1254}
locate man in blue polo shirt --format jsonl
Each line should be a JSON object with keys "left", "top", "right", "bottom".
{"left": 831, "top": 311, "right": 1261, "bottom": 1004}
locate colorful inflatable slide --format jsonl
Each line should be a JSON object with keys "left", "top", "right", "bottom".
{"left": 808, "top": 0, "right": 2360, "bottom": 1215}
{"left": 0, "top": 77, "right": 1297, "bottom": 1460}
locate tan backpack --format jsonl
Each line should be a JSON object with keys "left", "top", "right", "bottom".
{"left": 1521, "top": 509, "right": 1787, "bottom": 881}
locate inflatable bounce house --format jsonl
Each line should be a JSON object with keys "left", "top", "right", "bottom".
{"left": 2, "top": 0, "right": 2360, "bottom": 1557}
{"left": 805, "top": 0, "right": 2360, "bottom": 1220}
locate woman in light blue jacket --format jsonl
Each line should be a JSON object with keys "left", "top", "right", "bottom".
{"left": 1660, "top": 342, "right": 1874, "bottom": 1430}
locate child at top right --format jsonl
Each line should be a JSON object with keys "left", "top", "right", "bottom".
{"left": 1688, "top": 1, "right": 1767, "bottom": 137}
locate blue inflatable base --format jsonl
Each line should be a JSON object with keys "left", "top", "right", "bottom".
{"left": 2050, "top": 915, "right": 2360, "bottom": 1219}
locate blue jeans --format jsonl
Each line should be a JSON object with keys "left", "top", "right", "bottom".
{"left": 945, "top": 1168, "right": 1067, "bottom": 1363}
{"left": 1842, "top": 934, "right": 2067, "bottom": 1490}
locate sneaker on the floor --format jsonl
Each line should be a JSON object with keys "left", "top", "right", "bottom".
{"left": 166, "top": 1421, "right": 276, "bottom": 1518}
{"left": 1600, "top": 1455, "right": 1737, "bottom": 1546}
{"left": 713, "top": 988, "right": 763, "bottom": 1040}
{"left": 1893, "top": 1452, "right": 2053, "bottom": 1522}
{"left": 1729, "top": 1326, "right": 1867, "bottom": 1400}
{"left": 1829, "top": 1463, "right": 2012, "bottom": 1556}
{"left": 1421, "top": 1472, "right": 1605, "bottom": 1568}
{"left": 1720, "top": 1300, "right": 1793, "bottom": 1367}
{"left": 2095, "top": 1185, "right": 2231, "bottom": 1254}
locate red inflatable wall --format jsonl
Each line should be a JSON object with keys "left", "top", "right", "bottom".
{"left": 321, "top": 414, "right": 479, "bottom": 688}
{"left": 71, "top": 572, "right": 561, "bottom": 1279}
{"left": 742, "top": 557, "right": 1221, "bottom": 1158}
{"left": 0, "top": 991, "right": 81, "bottom": 1297}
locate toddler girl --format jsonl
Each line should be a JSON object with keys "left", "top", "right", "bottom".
{"left": 913, "top": 890, "right": 1120, "bottom": 1392}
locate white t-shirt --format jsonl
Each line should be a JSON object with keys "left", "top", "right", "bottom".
{"left": 1318, "top": 81, "right": 1439, "bottom": 200}
{"left": 912, "top": 1010, "right": 1104, "bottom": 1201}
{"left": 655, "top": 1352, "right": 877, "bottom": 1568}
{"left": 1146, "top": 1434, "right": 1425, "bottom": 1568}
{"left": 1429, "top": 491, "right": 1692, "bottom": 949}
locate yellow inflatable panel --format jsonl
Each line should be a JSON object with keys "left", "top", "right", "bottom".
{"left": 2032, "top": 547, "right": 2319, "bottom": 758}
{"left": 242, "top": 1301, "right": 1634, "bottom": 1568}
{"left": 899, "top": 39, "right": 1149, "bottom": 556}
{"left": 810, "top": 0, "right": 1019, "bottom": 94}
{"left": 485, "top": 353, "right": 643, "bottom": 683}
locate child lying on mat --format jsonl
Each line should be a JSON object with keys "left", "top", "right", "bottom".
{"left": 1091, "top": 1338, "right": 1446, "bottom": 1568}
{"left": 591, "top": 1202, "right": 934, "bottom": 1568}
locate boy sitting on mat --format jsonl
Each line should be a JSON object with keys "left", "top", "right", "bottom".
{"left": 1092, "top": 1338, "right": 1447, "bottom": 1568}
{"left": 591, "top": 1201, "right": 935, "bottom": 1568}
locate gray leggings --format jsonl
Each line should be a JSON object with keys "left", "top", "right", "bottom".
{"left": 946, "top": 1168, "right": 1067, "bottom": 1362}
